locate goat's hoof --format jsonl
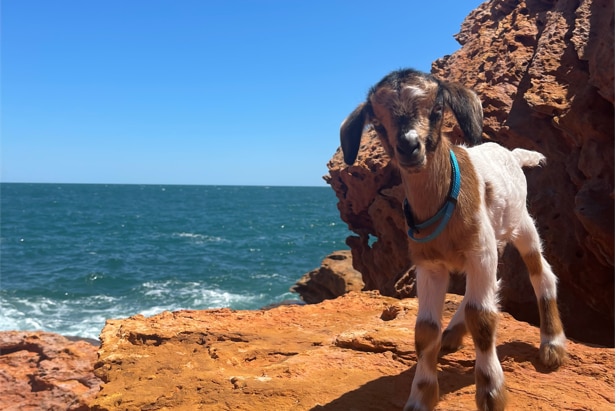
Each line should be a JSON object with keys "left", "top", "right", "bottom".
{"left": 404, "top": 381, "right": 438, "bottom": 411}
{"left": 403, "top": 401, "right": 432, "bottom": 411}
{"left": 539, "top": 342, "right": 567, "bottom": 370}
{"left": 475, "top": 384, "right": 507, "bottom": 411}
{"left": 440, "top": 323, "right": 466, "bottom": 354}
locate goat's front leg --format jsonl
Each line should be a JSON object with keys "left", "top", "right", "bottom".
{"left": 404, "top": 264, "right": 449, "bottom": 411}
{"left": 465, "top": 246, "right": 507, "bottom": 411}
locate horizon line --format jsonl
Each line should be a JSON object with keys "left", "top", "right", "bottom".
{"left": 0, "top": 181, "right": 332, "bottom": 188}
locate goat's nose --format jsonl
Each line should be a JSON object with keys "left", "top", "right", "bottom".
{"left": 397, "top": 130, "right": 420, "bottom": 156}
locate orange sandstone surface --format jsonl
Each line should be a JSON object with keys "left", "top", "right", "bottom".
{"left": 0, "top": 331, "right": 101, "bottom": 411}
{"left": 89, "top": 292, "right": 614, "bottom": 411}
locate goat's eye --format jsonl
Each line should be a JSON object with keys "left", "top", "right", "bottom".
{"left": 371, "top": 121, "right": 386, "bottom": 135}
{"left": 432, "top": 104, "right": 443, "bottom": 114}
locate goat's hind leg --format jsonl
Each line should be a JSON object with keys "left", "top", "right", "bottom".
{"left": 441, "top": 293, "right": 468, "bottom": 353}
{"left": 512, "top": 212, "right": 567, "bottom": 369}
{"left": 404, "top": 265, "right": 449, "bottom": 411}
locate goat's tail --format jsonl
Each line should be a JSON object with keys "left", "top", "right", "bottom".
{"left": 512, "top": 148, "right": 546, "bottom": 168}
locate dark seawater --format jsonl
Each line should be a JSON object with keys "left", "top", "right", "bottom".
{"left": 0, "top": 183, "right": 350, "bottom": 339}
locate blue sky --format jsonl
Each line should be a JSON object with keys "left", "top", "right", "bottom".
{"left": 1, "top": 1, "right": 480, "bottom": 186}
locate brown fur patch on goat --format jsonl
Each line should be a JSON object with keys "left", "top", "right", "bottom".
{"left": 522, "top": 250, "right": 543, "bottom": 277}
{"left": 465, "top": 304, "right": 498, "bottom": 353}
{"left": 539, "top": 297, "right": 564, "bottom": 337}
{"left": 408, "top": 145, "right": 482, "bottom": 272}
{"left": 415, "top": 319, "right": 441, "bottom": 366}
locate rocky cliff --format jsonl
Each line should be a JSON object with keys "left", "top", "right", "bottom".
{"left": 326, "top": 0, "right": 614, "bottom": 346}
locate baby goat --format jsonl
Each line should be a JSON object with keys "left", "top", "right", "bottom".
{"left": 340, "top": 68, "right": 566, "bottom": 411}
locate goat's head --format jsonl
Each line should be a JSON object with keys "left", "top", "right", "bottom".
{"left": 340, "top": 68, "right": 483, "bottom": 170}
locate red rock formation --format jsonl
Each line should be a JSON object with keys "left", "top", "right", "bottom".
{"left": 91, "top": 292, "right": 614, "bottom": 410}
{"left": 325, "top": 0, "right": 614, "bottom": 346}
{"left": 291, "top": 250, "right": 365, "bottom": 303}
{"left": 0, "top": 331, "right": 101, "bottom": 411}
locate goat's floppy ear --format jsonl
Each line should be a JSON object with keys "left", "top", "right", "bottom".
{"left": 441, "top": 82, "right": 483, "bottom": 145}
{"left": 340, "top": 102, "right": 367, "bottom": 165}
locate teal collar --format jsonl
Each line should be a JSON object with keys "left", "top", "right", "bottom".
{"left": 403, "top": 149, "right": 461, "bottom": 243}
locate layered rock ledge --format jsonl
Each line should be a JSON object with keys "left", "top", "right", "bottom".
{"left": 0, "top": 331, "right": 101, "bottom": 411}
{"left": 291, "top": 250, "right": 364, "bottom": 304}
{"left": 90, "top": 292, "right": 614, "bottom": 411}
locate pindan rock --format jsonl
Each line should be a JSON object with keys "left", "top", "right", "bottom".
{"left": 291, "top": 250, "right": 365, "bottom": 304}
{"left": 91, "top": 291, "right": 614, "bottom": 411}
{"left": 325, "top": 0, "right": 614, "bottom": 346}
{"left": 0, "top": 331, "right": 101, "bottom": 411}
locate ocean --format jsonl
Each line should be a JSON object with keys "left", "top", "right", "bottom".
{"left": 0, "top": 183, "right": 350, "bottom": 340}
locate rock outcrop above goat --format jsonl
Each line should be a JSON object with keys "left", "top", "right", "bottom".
{"left": 325, "top": 0, "right": 614, "bottom": 346}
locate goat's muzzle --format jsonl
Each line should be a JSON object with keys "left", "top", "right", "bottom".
{"left": 396, "top": 130, "right": 425, "bottom": 168}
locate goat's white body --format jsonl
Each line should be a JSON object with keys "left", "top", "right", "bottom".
{"left": 466, "top": 142, "right": 541, "bottom": 248}
{"left": 465, "top": 143, "right": 561, "bottom": 301}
